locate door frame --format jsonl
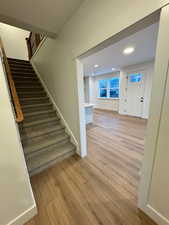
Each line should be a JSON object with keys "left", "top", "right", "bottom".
{"left": 76, "top": 6, "right": 169, "bottom": 225}
{"left": 139, "top": 5, "right": 169, "bottom": 225}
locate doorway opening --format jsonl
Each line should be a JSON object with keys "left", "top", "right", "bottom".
{"left": 77, "top": 13, "right": 160, "bottom": 216}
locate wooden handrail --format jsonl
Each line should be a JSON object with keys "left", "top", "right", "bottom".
{"left": 0, "top": 38, "right": 24, "bottom": 123}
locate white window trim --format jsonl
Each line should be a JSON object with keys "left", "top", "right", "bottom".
{"left": 98, "top": 77, "right": 119, "bottom": 99}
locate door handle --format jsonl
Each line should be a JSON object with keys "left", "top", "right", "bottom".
{"left": 140, "top": 97, "right": 144, "bottom": 102}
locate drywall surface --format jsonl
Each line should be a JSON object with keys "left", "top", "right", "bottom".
{"left": 31, "top": 1, "right": 169, "bottom": 223}
{"left": 32, "top": 38, "right": 81, "bottom": 148}
{"left": 0, "top": 23, "right": 29, "bottom": 60}
{"left": 119, "top": 61, "right": 154, "bottom": 118}
{"left": 0, "top": 57, "right": 36, "bottom": 225}
{"left": 32, "top": 0, "right": 167, "bottom": 148}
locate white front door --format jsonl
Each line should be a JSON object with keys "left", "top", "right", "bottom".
{"left": 126, "top": 72, "right": 145, "bottom": 117}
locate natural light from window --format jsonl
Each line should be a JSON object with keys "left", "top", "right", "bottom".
{"left": 98, "top": 77, "right": 120, "bottom": 98}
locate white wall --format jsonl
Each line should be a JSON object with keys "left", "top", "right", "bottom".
{"left": 84, "top": 76, "right": 90, "bottom": 103}
{"left": 0, "top": 57, "right": 36, "bottom": 225}
{"left": 119, "top": 61, "right": 154, "bottom": 118}
{"left": 31, "top": 1, "right": 169, "bottom": 224}
{"left": 0, "top": 23, "right": 29, "bottom": 60}
{"left": 90, "top": 72, "right": 120, "bottom": 111}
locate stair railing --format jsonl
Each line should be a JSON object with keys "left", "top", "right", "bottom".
{"left": 0, "top": 38, "right": 24, "bottom": 123}
{"left": 26, "top": 32, "right": 44, "bottom": 59}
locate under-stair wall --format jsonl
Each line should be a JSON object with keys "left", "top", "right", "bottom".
{"left": 31, "top": 60, "right": 79, "bottom": 153}
{"left": 30, "top": 41, "right": 82, "bottom": 156}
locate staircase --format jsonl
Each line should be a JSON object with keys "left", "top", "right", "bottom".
{"left": 8, "top": 58, "right": 76, "bottom": 176}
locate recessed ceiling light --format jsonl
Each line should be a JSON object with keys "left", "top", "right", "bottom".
{"left": 94, "top": 64, "right": 99, "bottom": 68}
{"left": 123, "top": 47, "right": 135, "bottom": 55}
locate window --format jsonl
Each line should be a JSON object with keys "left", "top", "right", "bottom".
{"left": 129, "top": 73, "right": 142, "bottom": 83}
{"left": 98, "top": 77, "right": 120, "bottom": 98}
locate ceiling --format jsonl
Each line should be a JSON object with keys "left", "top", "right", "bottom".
{"left": 81, "top": 23, "right": 159, "bottom": 76}
{"left": 0, "top": 0, "right": 84, "bottom": 37}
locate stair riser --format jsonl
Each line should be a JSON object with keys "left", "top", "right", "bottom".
{"left": 20, "top": 121, "right": 64, "bottom": 134}
{"left": 24, "top": 132, "right": 69, "bottom": 155}
{"left": 22, "top": 105, "right": 53, "bottom": 113}
{"left": 20, "top": 98, "right": 49, "bottom": 105}
{"left": 16, "top": 88, "right": 44, "bottom": 92}
{"left": 15, "top": 84, "right": 42, "bottom": 89}
{"left": 15, "top": 82, "right": 42, "bottom": 87}
{"left": 19, "top": 120, "right": 61, "bottom": 132}
{"left": 8, "top": 61, "right": 30, "bottom": 66}
{"left": 13, "top": 77, "right": 38, "bottom": 82}
{"left": 11, "top": 68, "right": 34, "bottom": 73}
{"left": 24, "top": 112, "right": 57, "bottom": 122}
{"left": 22, "top": 128, "right": 65, "bottom": 143}
{"left": 26, "top": 138, "right": 70, "bottom": 160}
{"left": 9, "top": 63, "right": 34, "bottom": 71}
{"left": 22, "top": 119, "right": 59, "bottom": 128}
{"left": 18, "top": 92, "right": 47, "bottom": 98}
{"left": 29, "top": 149, "right": 75, "bottom": 176}
{"left": 12, "top": 72, "right": 36, "bottom": 77}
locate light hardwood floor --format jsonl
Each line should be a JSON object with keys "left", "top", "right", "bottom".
{"left": 25, "top": 109, "right": 156, "bottom": 225}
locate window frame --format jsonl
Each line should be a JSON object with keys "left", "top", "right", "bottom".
{"left": 98, "top": 77, "right": 120, "bottom": 99}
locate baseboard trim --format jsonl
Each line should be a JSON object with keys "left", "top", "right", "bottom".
{"left": 30, "top": 61, "right": 80, "bottom": 155}
{"left": 94, "top": 107, "right": 119, "bottom": 113}
{"left": 144, "top": 205, "right": 169, "bottom": 225}
{"left": 7, "top": 204, "right": 37, "bottom": 225}
{"left": 139, "top": 208, "right": 158, "bottom": 225}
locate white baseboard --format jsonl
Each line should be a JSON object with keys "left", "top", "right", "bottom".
{"left": 7, "top": 204, "right": 37, "bottom": 225}
{"left": 141, "top": 205, "right": 169, "bottom": 225}
{"left": 94, "top": 107, "right": 118, "bottom": 112}
{"left": 30, "top": 61, "right": 80, "bottom": 155}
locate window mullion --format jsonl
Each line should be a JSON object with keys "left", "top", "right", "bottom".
{"left": 108, "top": 79, "right": 111, "bottom": 98}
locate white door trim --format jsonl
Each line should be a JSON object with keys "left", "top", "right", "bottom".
{"left": 76, "top": 59, "right": 87, "bottom": 157}
{"left": 139, "top": 5, "right": 169, "bottom": 225}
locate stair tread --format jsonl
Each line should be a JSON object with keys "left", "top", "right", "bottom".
{"left": 21, "top": 124, "right": 65, "bottom": 140}
{"left": 23, "top": 117, "right": 59, "bottom": 127}
{"left": 8, "top": 58, "right": 29, "bottom": 63}
{"left": 16, "top": 85, "right": 42, "bottom": 88}
{"left": 11, "top": 66, "right": 33, "bottom": 70}
{"left": 24, "top": 109, "right": 55, "bottom": 117}
{"left": 20, "top": 96, "right": 48, "bottom": 101}
{"left": 13, "top": 76, "right": 38, "bottom": 80}
{"left": 18, "top": 91, "right": 45, "bottom": 95}
{"left": 17, "top": 91, "right": 45, "bottom": 95}
{"left": 8, "top": 57, "right": 76, "bottom": 176}
{"left": 11, "top": 69, "right": 34, "bottom": 72}
{"left": 12, "top": 72, "right": 36, "bottom": 76}
{"left": 22, "top": 102, "right": 52, "bottom": 109}
{"left": 27, "top": 142, "right": 75, "bottom": 172}
{"left": 15, "top": 80, "right": 41, "bottom": 84}
{"left": 8, "top": 60, "right": 30, "bottom": 66}
{"left": 9, "top": 65, "right": 33, "bottom": 70}
{"left": 24, "top": 133, "right": 69, "bottom": 154}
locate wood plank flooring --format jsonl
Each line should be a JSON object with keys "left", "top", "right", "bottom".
{"left": 25, "top": 109, "right": 156, "bottom": 225}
